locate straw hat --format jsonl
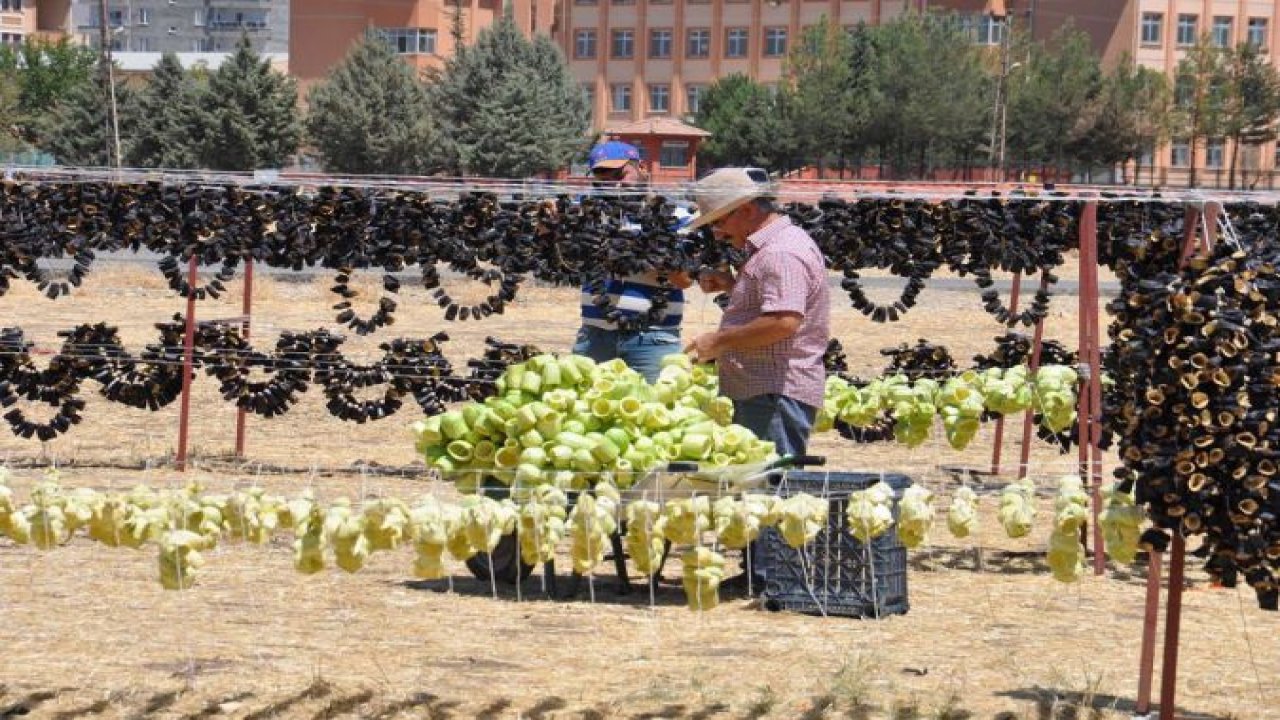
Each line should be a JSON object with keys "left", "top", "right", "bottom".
{"left": 687, "top": 168, "right": 776, "bottom": 229}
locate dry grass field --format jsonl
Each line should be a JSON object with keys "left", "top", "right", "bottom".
{"left": 0, "top": 261, "right": 1275, "bottom": 720}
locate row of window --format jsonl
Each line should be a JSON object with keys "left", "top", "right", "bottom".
{"left": 585, "top": 82, "right": 708, "bottom": 114}
{"left": 380, "top": 28, "right": 437, "bottom": 55}
{"left": 1141, "top": 13, "right": 1269, "bottom": 49}
{"left": 0, "top": 0, "right": 21, "bottom": 12}
{"left": 575, "top": 27, "right": 787, "bottom": 60}
{"left": 88, "top": 8, "right": 270, "bottom": 30}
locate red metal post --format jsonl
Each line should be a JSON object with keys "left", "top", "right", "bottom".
{"left": 175, "top": 256, "right": 199, "bottom": 472}
{"left": 1159, "top": 534, "right": 1187, "bottom": 720}
{"left": 1016, "top": 271, "right": 1050, "bottom": 480}
{"left": 234, "top": 260, "right": 254, "bottom": 457}
{"left": 1080, "top": 201, "right": 1106, "bottom": 575}
{"left": 1135, "top": 550, "right": 1164, "bottom": 717}
{"left": 990, "top": 272, "right": 1023, "bottom": 475}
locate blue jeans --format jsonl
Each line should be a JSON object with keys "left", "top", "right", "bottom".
{"left": 732, "top": 393, "right": 818, "bottom": 458}
{"left": 572, "top": 326, "right": 681, "bottom": 383}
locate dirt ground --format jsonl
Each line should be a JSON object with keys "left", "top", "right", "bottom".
{"left": 0, "top": 262, "right": 1275, "bottom": 720}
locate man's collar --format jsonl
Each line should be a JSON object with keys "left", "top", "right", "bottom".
{"left": 746, "top": 214, "right": 790, "bottom": 254}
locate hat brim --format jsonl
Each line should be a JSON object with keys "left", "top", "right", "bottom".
{"left": 590, "top": 159, "right": 631, "bottom": 171}
{"left": 686, "top": 194, "right": 756, "bottom": 230}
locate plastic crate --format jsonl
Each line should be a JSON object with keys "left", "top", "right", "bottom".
{"left": 758, "top": 471, "right": 911, "bottom": 619}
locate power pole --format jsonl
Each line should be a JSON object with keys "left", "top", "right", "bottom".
{"left": 991, "top": 9, "right": 1014, "bottom": 182}
{"left": 97, "top": 0, "right": 123, "bottom": 168}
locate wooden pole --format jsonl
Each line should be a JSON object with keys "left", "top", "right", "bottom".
{"left": 1158, "top": 535, "right": 1187, "bottom": 720}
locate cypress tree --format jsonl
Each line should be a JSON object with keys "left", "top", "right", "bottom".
{"left": 127, "top": 53, "right": 201, "bottom": 169}
{"left": 198, "top": 35, "right": 300, "bottom": 171}
{"left": 305, "top": 34, "right": 441, "bottom": 175}
{"left": 427, "top": 15, "right": 589, "bottom": 177}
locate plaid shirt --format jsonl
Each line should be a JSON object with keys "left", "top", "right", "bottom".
{"left": 718, "top": 215, "right": 830, "bottom": 407}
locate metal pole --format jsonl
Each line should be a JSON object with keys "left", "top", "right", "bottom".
{"left": 176, "top": 256, "right": 198, "bottom": 471}
{"left": 1080, "top": 200, "right": 1106, "bottom": 574}
{"left": 1135, "top": 549, "right": 1164, "bottom": 717}
{"left": 234, "top": 260, "right": 253, "bottom": 457}
{"left": 1016, "top": 271, "right": 1050, "bottom": 480}
{"left": 991, "top": 272, "right": 1023, "bottom": 475}
{"left": 1158, "top": 534, "right": 1187, "bottom": 720}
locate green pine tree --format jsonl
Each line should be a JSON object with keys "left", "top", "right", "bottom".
{"left": 127, "top": 53, "right": 202, "bottom": 169}
{"left": 427, "top": 16, "right": 589, "bottom": 177}
{"left": 197, "top": 35, "right": 300, "bottom": 171}
{"left": 305, "top": 34, "right": 441, "bottom": 175}
{"left": 694, "top": 73, "right": 792, "bottom": 171}
{"left": 31, "top": 62, "right": 132, "bottom": 166}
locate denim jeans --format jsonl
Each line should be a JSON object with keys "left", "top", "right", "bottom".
{"left": 731, "top": 393, "right": 818, "bottom": 458}
{"left": 572, "top": 326, "right": 681, "bottom": 383}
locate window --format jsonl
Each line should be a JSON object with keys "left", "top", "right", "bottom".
{"left": 1177, "top": 15, "right": 1197, "bottom": 46}
{"left": 687, "top": 28, "right": 710, "bottom": 58}
{"left": 1175, "top": 75, "right": 1193, "bottom": 106}
{"left": 209, "top": 9, "right": 268, "bottom": 30}
{"left": 136, "top": 8, "right": 151, "bottom": 25}
{"left": 193, "top": 38, "right": 214, "bottom": 52}
{"left": 0, "top": 0, "right": 22, "bottom": 11}
{"left": 574, "top": 29, "right": 596, "bottom": 59}
{"left": 611, "top": 83, "right": 631, "bottom": 112}
{"left": 1206, "top": 140, "right": 1224, "bottom": 168}
{"left": 659, "top": 141, "right": 690, "bottom": 168}
{"left": 1141, "top": 12, "right": 1162, "bottom": 46}
{"left": 0, "top": 33, "right": 21, "bottom": 46}
{"left": 686, "top": 84, "right": 705, "bottom": 115}
{"left": 611, "top": 29, "right": 634, "bottom": 59}
{"left": 726, "top": 28, "right": 748, "bottom": 58}
{"left": 649, "top": 84, "right": 670, "bottom": 112}
{"left": 193, "top": 9, "right": 205, "bottom": 26}
{"left": 650, "top": 29, "right": 672, "bottom": 58}
{"left": 764, "top": 27, "right": 787, "bottom": 56}
{"left": 1249, "top": 18, "right": 1268, "bottom": 49}
{"left": 976, "top": 15, "right": 1004, "bottom": 45}
{"left": 131, "top": 36, "right": 156, "bottom": 51}
{"left": 1171, "top": 140, "right": 1191, "bottom": 167}
{"left": 381, "top": 28, "right": 437, "bottom": 54}
{"left": 1212, "top": 17, "right": 1232, "bottom": 48}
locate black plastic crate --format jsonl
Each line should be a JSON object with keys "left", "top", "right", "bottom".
{"left": 758, "top": 471, "right": 911, "bottom": 618}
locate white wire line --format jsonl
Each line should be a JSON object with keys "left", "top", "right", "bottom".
{"left": 9, "top": 164, "right": 1280, "bottom": 204}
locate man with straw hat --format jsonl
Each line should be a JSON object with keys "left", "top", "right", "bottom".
{"left": 684, "top": 168, "right": 830, "bottom": 458}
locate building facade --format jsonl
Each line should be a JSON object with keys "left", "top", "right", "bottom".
{"left": 67, "top": 0, "right": 289, "bottom": 54}
{"left": 289, "top": 0, "right": 553, "bottom": 91}
{"left": 0, "top": 1, "right": 75, "bottom": 45}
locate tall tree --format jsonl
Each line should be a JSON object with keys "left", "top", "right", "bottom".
{"left": 427, "top": 15, "right": 589, "bottom": 177}
{"left": 693, "top": 73, "right": 792, "bottom": 170}
{"left": 198, "top": 36, "right": 300, "bottom": 171}
{"left": 1005, "top": 26, "right": 1104, "bottom": 178}
{"left": 837, "top": 23, "right": 881, "bottom": 176}
{"left": 30, "top": 63, "right": 132, "bottom": 166}
{"left": 783, "top": 17, "right": 857, "bottom": 176}
{"left": 0, "top": 38, "right": 97, "bottom": 116}
{"left": 1221, "top": 42, "right": 1280, "bottom": 189}
{"left": 1172, "top": 36, "right": 1229, "bottom": 187}
{"left": 867, "top": 14, "right": 991, "bottom": 178}
{"left": 305, "top": 35, "right": 441, "bottom": 175}
{"left": 126, "top": 53, "right": 202, "bottom": 169}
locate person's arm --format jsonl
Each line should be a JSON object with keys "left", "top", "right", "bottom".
{"left": 683, "top": 311, "right": 801, "bottom": 362}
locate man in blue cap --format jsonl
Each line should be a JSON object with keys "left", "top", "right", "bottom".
{"left": 573, "top": 140, "right": 695, "bottom": 381}
{"left": 586, "top": 140, "right": 646, "bottom": 186}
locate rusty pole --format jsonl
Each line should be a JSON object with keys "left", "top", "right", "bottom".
{"left": 175, "top": 256, "right": 199, "bottom": 471}
{"left": 234, "top": 260, "right": 254, "bottom": 457}
{"left": 990, "top": 272, "right": 1023, "bottom": 475}
{"left": 1135, "top": 549, "right": 1164, "bottom": 717}
{"left": 1016, "top": 271, "right": 1051, "bottom": 480}
{"left": 1158, "top": 534, "right": 1187, "bottom": 720}
{"left": 1079, "top": 201, "right": 1106, "bottom": 574}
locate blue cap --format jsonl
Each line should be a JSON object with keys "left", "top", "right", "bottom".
{"left": 588, "top": 141, "right": 641, "bottom": 172}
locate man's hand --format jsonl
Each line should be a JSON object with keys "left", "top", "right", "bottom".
{"left": 698, "top": 269, "right": 735, "bottom": 294}
{"left": 684, "top": 332, "right": 722, "bottom": 363}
